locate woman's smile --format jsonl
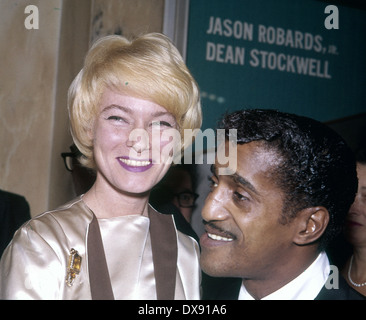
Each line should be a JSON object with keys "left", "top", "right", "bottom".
{"left": 117, "top": 156, "right": 153, "bottom": 172}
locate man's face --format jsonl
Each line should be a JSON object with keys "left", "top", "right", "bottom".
{"left": 200, "top": 141, "right": 299, "bottom": 280}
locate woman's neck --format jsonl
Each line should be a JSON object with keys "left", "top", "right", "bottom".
{"left": 82, "top": 180, "right": 150, "bottom": 219}
{"left": 353, "top": 246, "right": 366, "bottom": 275}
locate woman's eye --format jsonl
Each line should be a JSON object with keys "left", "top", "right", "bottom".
{"left": 107, "top": 115, "right": 127, "bottom": 123}
{"left": 151, "top": 121, "right": 173, "bottom": 128}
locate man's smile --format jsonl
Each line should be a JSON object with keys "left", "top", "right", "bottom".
{"left": 200, "top": 221, "right": 236, "bottom": 247}
{"left": 207, "top": 233, "right": 234, "bottom": 242}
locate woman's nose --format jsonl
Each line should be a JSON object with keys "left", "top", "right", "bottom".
{"left": 126, "top": 128, "right": 150, "bottom": 154}
{"left": 348, "top": 196, "right": 365, "bottom": 216}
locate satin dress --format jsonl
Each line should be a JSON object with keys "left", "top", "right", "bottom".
{"left": 0, "top": 196, "right": 201, "bottom": 300}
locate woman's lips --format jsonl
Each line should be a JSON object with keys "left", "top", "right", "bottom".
{"left": 347, "top": 220, "right": 363, "bottom": 227}
{"left": 117, "top": 157, "right": 153, "bottom": 172}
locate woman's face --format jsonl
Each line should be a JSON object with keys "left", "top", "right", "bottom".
{"left": 345, "top": 162, "right": 366, "bottom": 247}
{"left": 91, "top": 87, "right": 178, "bottom": 195}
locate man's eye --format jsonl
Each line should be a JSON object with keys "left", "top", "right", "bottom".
{"left": 233, "top": 191, "right": 249, "bottom": 202}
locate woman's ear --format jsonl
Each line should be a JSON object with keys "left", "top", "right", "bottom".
{"left": 293, "top": 207, "right": 330, "bottom": 246}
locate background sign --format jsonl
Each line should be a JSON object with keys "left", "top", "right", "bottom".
{"left": 186, "top": 0, "right": 366, "bottom": 131}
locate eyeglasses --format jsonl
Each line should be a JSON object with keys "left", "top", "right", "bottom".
{"left": 174, "top": 192, "right": 199, "bottom": 208}
{"left": 61, "top": 152, "right": 75, "bottom": 172}
{"left": 61, "top": 144, "right": 85, "bottom": 172}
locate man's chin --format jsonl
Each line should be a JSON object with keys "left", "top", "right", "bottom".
{"left": 200, "top": 253, "right": 233, "bottom": 278}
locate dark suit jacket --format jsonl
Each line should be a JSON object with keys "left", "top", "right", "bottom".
{"left": 203, "top": 275, "right": 365, "bottom": 300}
{"left": 0, "top": 190, "right": 31, "bottom": 257}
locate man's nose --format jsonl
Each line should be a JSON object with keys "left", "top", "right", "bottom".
{"left": 202, "top": 185, "right": 230, "bottom": 222}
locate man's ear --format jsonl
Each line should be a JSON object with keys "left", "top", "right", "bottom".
{"left": 293, "top": 207, "right": 330, "bottom": 246}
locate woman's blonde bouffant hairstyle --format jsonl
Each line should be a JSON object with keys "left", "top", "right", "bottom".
{"left": 68, "top": 33, "right": 202, "bottom": 169}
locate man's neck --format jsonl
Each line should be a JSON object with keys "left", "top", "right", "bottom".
{"left": 242, "top": 248, "right": 320, "bottom": 300}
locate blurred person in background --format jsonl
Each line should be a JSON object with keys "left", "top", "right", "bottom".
{"left": 150, "top": 163, "right": 199, "bottom": 240}
{"left": 0, "top": 189, "right": 30, "bottom": 258}
{"left": 341, "top": 146, "right": 366, "bottom": 297}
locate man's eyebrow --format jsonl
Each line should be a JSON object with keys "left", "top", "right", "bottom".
{"left": 211, "top": 164, "right": 259, "bottom": 195}
{"left": 231, "top": 173, "right": 259, "bottom": 195}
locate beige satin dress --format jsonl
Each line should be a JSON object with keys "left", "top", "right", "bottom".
{"left": 0, "top": 196, "right": 201, "bottom": 300}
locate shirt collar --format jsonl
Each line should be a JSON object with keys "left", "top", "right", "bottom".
{"left": 239, "top": 251, "right": 330, "bottom": 300}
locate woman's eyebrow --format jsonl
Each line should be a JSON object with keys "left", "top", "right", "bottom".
{"left": 101, "top": 104, "right": 131, "bottom": 113}
{"left": 151, "top": 111, "right": 174, "bottom": 118}
{"left": 101, "top": 105, "right": 174, "bottom": 119}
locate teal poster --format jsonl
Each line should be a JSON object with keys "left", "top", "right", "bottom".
{"left": 186, "top": 0, "right": 366, "bottom": 130}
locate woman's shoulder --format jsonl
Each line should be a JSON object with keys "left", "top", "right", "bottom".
{"left": 0, "top": 196, "right": 93, "bottom": 299}
{"left": 18, "top": 196, "right": 93, "bottom": 247}
{"left": 31, "top": 196, "right": 92, "bottom": 226}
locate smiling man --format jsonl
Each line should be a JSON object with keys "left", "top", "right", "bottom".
{"left": 200, "top": 109, "right": 364, "bottom": 300}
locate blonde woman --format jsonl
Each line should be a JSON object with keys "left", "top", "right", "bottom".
{"left": 0, "top": 33, "right": 202, "bottom": 300}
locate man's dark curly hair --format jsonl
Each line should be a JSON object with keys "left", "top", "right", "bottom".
{"left": 219, "top": 109, "right": 358, "bottom": 250}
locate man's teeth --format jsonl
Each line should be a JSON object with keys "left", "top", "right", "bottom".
{"left": 207, "top": 233, "right": 233, "bottom": 242}
{"left": 119, "top": 158, "right": 151, "bottom": 167}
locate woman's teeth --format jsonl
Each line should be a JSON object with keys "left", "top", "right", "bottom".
{"left": 119, "top": 158, "right": 151, "bottom": 167}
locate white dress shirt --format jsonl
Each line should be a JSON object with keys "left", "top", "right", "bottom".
{"left": 238, "top": 251, "right": 330, "bottom": 300}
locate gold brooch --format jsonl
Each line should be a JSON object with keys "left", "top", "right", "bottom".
{"left": 66, "top": 248, "right": 82, "bottom": 287}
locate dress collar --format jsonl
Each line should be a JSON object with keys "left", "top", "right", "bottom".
{"left": 87, "top": 205, "right": 178, "bottom": 300}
